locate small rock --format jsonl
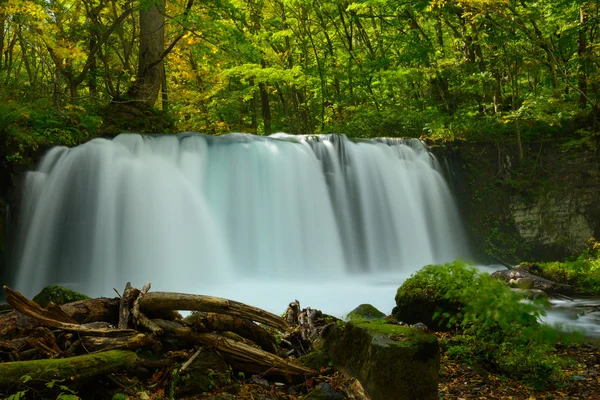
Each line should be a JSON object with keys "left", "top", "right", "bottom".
{"left": 304, "top": 382, "right": 344, "bottom": 400}
{"left": 348, "top": 304, "right": 386, "bottom": 320}
{"left": 411, "top": 322, "right": 429, "bottom": 331}
{"left": 249, "top": 375, "right": 270, "bottom": 389}
{"left": 515, "top": 277, "right": 534, "bottom": 289}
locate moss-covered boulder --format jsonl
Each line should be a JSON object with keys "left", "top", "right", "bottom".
{"left": 295, "top": 349, "right": 330, "bottom": 371}
{"left": 325, "top": 320, "right": 439, "bottom": 400}
{"left": 392, "top": 262, "right": 476, "bottom": 331}
{"left": 33, "top": 285, "right": 89, "bottom": 307}
{"left": 348, "top": 304, "right": 386, "bottom": 320}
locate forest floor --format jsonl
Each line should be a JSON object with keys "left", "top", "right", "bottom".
{"left": 437, "top": 333, "right": 600, "bottom": 400}
{"left": 178, "top": 332, "right": 600, "bottom": 400}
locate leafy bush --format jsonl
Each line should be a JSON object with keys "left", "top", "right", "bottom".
{"left": 399, "top": 261, "right": 569, "bottom": 387}
{"left": 393, "top": 260, "right": 477, "bottom": 330}
{"left": 2, "top": 98, "right": 102, "bottom": 164}
{"left": 532, "top": 238, "right": 600, "bottom": 295}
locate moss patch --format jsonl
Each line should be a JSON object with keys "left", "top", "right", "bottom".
{"left": 351, "top": 320, "right": 437, "bottom": 347}
{"left": 0, "top": 350, "right": 137, "bottom": 389}
{"left": 33, "top": 285, "right": 89, "bottom": 307}
{"left": 294, "top": 349, "right": 330, "bottom": 370}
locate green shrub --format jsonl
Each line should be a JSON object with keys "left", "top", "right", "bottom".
{"left": 533, "top": 238, "right": 600, "bottom": 295}
{"left": 399, "top": 261, "right": 569, "bottom": 387}
{"left": 393, "top": 260, "right": 477, "bottom": 330}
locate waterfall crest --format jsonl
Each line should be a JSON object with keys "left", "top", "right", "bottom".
{"left": 14, "top": 133, "right": 469, "bottom": 297}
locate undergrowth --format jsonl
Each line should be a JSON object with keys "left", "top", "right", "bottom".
{"left": 406, "top": 261, "right": 577, "bottom": 388}
{"left": 532, "top": 238, "right": 600, "bottom": 295}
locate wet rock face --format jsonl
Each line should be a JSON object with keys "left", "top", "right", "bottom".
{"left": 451, "top": 141, "right": 600, "bottom": 263}
{"left": 325, "top": 320, "right": 440, "bottom": 400}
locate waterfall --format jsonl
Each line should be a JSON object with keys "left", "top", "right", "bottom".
{"left": 13, "top": 133, "right": 469, "bottom": 299}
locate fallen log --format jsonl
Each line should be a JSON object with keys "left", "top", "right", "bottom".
{"left": 184, "top": 312, "right": 278, "bottom": 354}
{"left": 3, "top": 286, "right": 136, "bottom": 337}
{"left": 490, "top": 267, "right": 580, "bottom": 296}
{"left": 152, "top": 319, "right": 315, "bottom": 378}
{"left": 81, "top": 333, "right": 158, "bottom": 353}
{"left": 59, "top": 297, "right": 120, "bottom": 324}
{"left": 139, "top": 292, "right": 288, "bottom": 331}
{"left": 0, "top": 350, "right": 139, "bottom": 390}
{"left": 0, "top": 297, "right": 121, "bottom": 334}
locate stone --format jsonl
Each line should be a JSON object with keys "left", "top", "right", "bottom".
{"left": 348, "top": 304, "right": 386, "bottom": 320}
{"left": 325, "top": 320, "right": 440, "bottom": 400}
{"left": 33, "top": 285, "right": 89, "bottom": 307}
{"left": 304, "top": 382, "right": 344, "bottom": 400}
{"left": 515, "top": 277, "right": 534, "bottom": 289}
{"left": 411, "top": 322, "right": 429, "bottom": 331}
{"left": 510, "top": 288, "right": 549, "bottom": 300}
{"left": 295, "top": 349, "right": 330, "bottom": 370}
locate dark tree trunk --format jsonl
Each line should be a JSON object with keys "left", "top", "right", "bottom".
{"left": 259, "top": 82, "right": 271, "bottom": 134}
{"left": 578, "top": 6, "right": 588, "bottom": 109}
{"left": 128, "top": 0, "right": 165, "bottom": 106}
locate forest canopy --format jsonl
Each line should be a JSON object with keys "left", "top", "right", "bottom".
{"left": 1, "top": 0, "right": 600, "bottom": 159}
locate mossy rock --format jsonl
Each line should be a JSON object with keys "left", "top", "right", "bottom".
{"left": 347, "top": 304, "right": 386, "bottom": 320}
{"left": 392, "top": 264, "right": 476, "bottom": 331}
{"left": 325, "top": 320, "right": 439, "bottom": 400}
{"left": 33, "top": 285, "right": 89, "bottom": 307}
{"left": 294, "top": 349, "right": 330, "bottom": 370}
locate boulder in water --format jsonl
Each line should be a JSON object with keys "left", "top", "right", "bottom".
{"left": 325, "top": 320, "right": 439, "bottom": 400}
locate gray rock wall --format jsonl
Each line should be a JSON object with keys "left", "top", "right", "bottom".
{"left": 449, "top": 140, "right": 600, "bottom": 263}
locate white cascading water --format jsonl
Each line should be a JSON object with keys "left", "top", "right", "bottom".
{"left": 13, "top": 133, "right": 469, "bottom": 314}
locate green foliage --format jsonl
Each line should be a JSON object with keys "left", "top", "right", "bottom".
{"left": 533, "top": 238, "right": 600, "bottom": 294}
{"left": 5, "top": 375, "right": 81, "bottom": 400}
{"left": 2, "top": 97, "right": 102, "bottom": 164}
{"left": 393, "top": 260, "right": 476, "bottom": 330}
{"left": 406, "top": 261, "right": 569, "bottom": 387}
{"left": 2, "top": 0, "right": 600, "bottom": 148}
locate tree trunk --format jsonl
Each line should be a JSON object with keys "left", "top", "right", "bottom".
{"left": 259, "top": 82, "right": 271, "bottom": 134}
{"left": 128, "top": 0, "right": 165, "bottom": 106}
{"left": 578, "top": 6, "right": 588, "bottom": 109}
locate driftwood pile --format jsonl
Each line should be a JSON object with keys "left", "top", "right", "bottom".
{"left": 0, "top": 283, "right": 321, "bottom": 396}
